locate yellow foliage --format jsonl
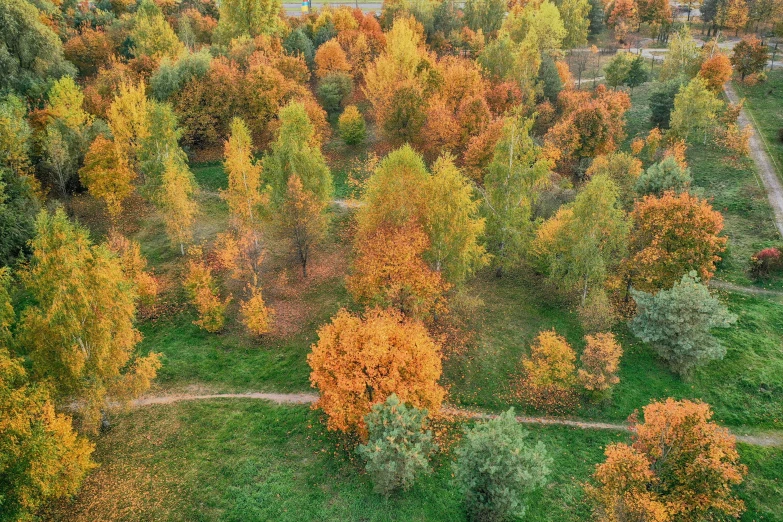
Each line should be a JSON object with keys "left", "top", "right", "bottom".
{"left": 240, "top": 280, "right": 273, "bottom": 336}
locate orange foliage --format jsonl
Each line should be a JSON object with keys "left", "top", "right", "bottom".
{"left": 517, "top": 330, "right": 578, "bottom": 412}
{"left": 555, "top": 61, "right": 574, "bottom": 89}
{"left": 63, "top": 28, "right": 113, "bottom": 77}
{"left": 630, "top": 138, "right": 644, "bottom": 155}
{"left": 588, "top": 399, "right": 746, "bottom": 521}
{"left": 347, "top": 222, "right": 450, "bottom": 321}
{"left": 577, "top": 333, "right": 622, "bottom": 396}
{"left": 698, "top": 53, "right": 733, "bottom": 92}
{"left": 240, "top": 279, "right": 273, "bottom": 336}
{"left": 107, "top": 231, "right": 158, "bottom": 305}
{"left": 717, "top": 123, "right": 752, "bottom": 163}
{"left": 462, "top": 118, "right": 505, "bottom": 183}
{"left": 315, "top": 38, "right": 352, "bottom": 78}
{"left": 307, "top": 307, "right": 445, "bottom": 437}
{"left": 623, "top": 191, "right": 727, "bottom": 293}
{"left": 662, "top": 139, "right": 688, "bottom": 169}
{"left": 645, "top": 127, "right": 663, "bottom": 161}
{"left": 183, "top": 250, "right": 230, "bottom": 332}
{"left": 485, "top": 81, "right": 523, "bottom": 116}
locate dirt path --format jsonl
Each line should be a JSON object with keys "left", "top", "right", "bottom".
{"left": 725, "top": 82, "right": 783, "bottom": 238}
{"left": 709, "top": 279, "right": 783, "bottom": 298}
{"left": 129, "top": 392, "right": 783, "bottom": 447}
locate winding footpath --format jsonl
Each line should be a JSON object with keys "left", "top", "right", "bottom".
{"left": 725, "top": 82, "right": 783, "bottom": 238}
{"left": 129, "top": 391, "right": 783, "bottom": 447}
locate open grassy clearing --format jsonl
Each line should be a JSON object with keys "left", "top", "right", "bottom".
{"left": 46, "top": 400, "right": 783, "bottom": 521}
{"left": 733, "top": 70, "right": 783, "bottom": 183}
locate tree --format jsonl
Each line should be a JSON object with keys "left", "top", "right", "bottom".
{"left": 277, "top": 175, "right": 327, "bottom": 278}
{"left": 308, "top": 307, "right": 445, "bottom": 436}
{"left": 79, "top": 136, "right": 135, "bottom": 222}
{"left": 263, "top": 101, "right": 333, "bottom": 208}
{"left": 0, "top": 348, "right": 95, "bottom": 521}
{"left": 158, "top": 156, "right": 198, "bottom": 255}
{"left": 587, "top": 399, "right": 747, "bottom": 521}
{"left": 453, "top": 409, "right": 552, "bottom": 522}
{"left": 357, "top": 394, "right": 437, "bottom": 496}
{"left": 637, "top": 0, "right": 672, "bottom": 26}
{"left": 659, "top": 27, "right": 702, "bottom": 82}
{"left": 338, "top": 105, "right": 366, "bottom": 145}
{"left": 731, "top": 36, "right": 769, "bottom": 80}
{"left": 222, "top": 117, "right": 264, "bottom": 235}
{"left": 18, "top": 209, "right": 162, "bottom": 432}
{"left": 348, "top": 222, "right": 449, "bottom": 320}
{"left": 463, "top": 0, "right": 507, "bottom": 35}
{"left": 623, "top": 191, "right": 727, "bottom": 293}
{"left": 314, "top": 38, "right": 351, "bottom": 78}
{"left": 0, "top": 0, "right": 76, "bottom": 97}
{"left": 608, "top": 0, "right": 639, "bottom": 42}
{"left": 557, "top": 0, "right": 591, "bottom": 48}
{"left": 649, "top": 80, "right": 681, "bottom": 129}
{"left": 519, "top": 330, "right": 578, "bottom": 409}
{"left": 107, "top": 231, "right": 158, "bottom": 305}
{"left": 214, "top": 0, "right": 280, "bottom": 43}
{"left": 423, "top": 155, "right": 488, "bottom": 285}
{"left": 483, "top": 116, "right": 551, "bottom": 277}
{"left": 723, "top": 0, "right": 749, "bottom": 35}
{"left": 239, "top": 280, "right": 272, "bottom": 336}
{"left": 184, "top": 253, "right": 230, "bottom": 333}
{"left": 698, "top": 52, "right": 733, "bottom": 92}
{"left": 669, "top": 77, "right": 722, "bottom": 143}
{"left": 131, "top": 0, "right": 184, "bottom": 61}
{"left": 577, "top": 333, "right": 622, "bottom": 399}
{"left": 625, "top": 56, "right": 649, "bottom": 91}
{"left": 316, "top": 72, "right": 353, "bottom": 115}
{"left": 635, "top": 156, "right": 692, "bottom": 197}
{"left": 604, "top": 52, "right": 634, "bottom": 88}
{"left": 585, "top": 152, "right": 643, "bottom": 208}
{"left": 107, "top": 82, "right": 150, "bottom": 176}
{"left": 630, "top": 272, "right": 736, "bottom": 377}
{"left": 534, "top": 174, "right": 629, "bottom": 304}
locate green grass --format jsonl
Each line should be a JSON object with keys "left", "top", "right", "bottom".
{"left": 444, "top": 270, "right": 783, "bottom": 430}
{"left": 47, "top": 400, "right": 782, "bottom": 521}
{"left": 192, "top": 162, "right": 230, "bottom": 192}
{"left": 625, "top": 83, "right": 782, "bottom": 288}
{"left": 733, "top": 70, "right": 783, "bottom": 183}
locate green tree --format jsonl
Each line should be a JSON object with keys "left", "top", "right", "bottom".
{"left": 18, "top": 209, "right": 162, "bottom": 432}
{"left": 669, "top": 77, "right": 722, "bottom": 143}
{"left": 625, "top": 55, "right": 649, "bottom": 91}
{"left": 482, "top": 116, "right": 551, "bottom": 277}
{"left": 316, "top": 72, "right": 353, "bottom": 115}
{"left": 131, "top": 0, "right": 184, "bottom": 61}
{"left": 214, "top": 0, "right": 281, "bottom": 43}
{"left": 463, "top": 0, "right": 507, "bottom": 35}
{"left": 338, "top": 105, "right": 366, "bottom": 145}
{"left": 535, "top": 174, "right": 629, "bottom": 304}
{"left": 423, "top": 155, "right": 488, "bottom": 285}
{"left": 263, "top": 101, "right": 332, "bottom": 208}
{"left": 604, "top": 52, "right": 633, "bottom": 88}
{"left": 357, "top": 394, "right": 437, "bottom": 496}
{"left": 453, "top": 409, "right": 552, "bottom": 522}
{"left": 556, "top": 0, "right": 591, "bottom": 48}
{"left": 630, "top": 271, "right": 737, "bottom": 378}
{"left": 659, "top": 26, "right": 702, "bottom": 82}
{"left": 635, "top": 156, "right": 692, "bottom": 197}
{"left": 649, "top": 80, "right": 681, "bottom": 128}
{"left": 0, "top": 0, "right": 76, "bottom": 97}
{"left": 537, "top": 54, "right": 563, "bottom": 103}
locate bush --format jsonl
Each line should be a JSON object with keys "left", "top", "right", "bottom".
{"left": 518, "top": 330, "right": 578, "bottom": 413}
{"left": 453, "top": 409, "right": 551, "bottom": 522}
{"left": 357, "top": 394, "right": 437, "bottom": 496}
{"left": 749, "top": 247, "right": 783, "bottom": 279}
{"left": 316, "top": 72, "right": 353, "bottom": 115}
{"left": 634, "top": 156, "right": 692, "bottom": 197}
{"left": 338, "top": 105, "right": 366, "bottom": 145}
{"left": 630, "top": 272, "right": 737, "bottom": 378}
{"left": 578, "top": 333, "right": 623, "bottom": 400}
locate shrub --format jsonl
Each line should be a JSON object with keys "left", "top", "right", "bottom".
{"left": 357, "top": 394, "right": 437, "bottom": 496}
{"left": 578, "top": 333, "right": 623, "bottom": 400}
{"left": 239, "top": 282, "right": 273, "bottom": 336}
{"left": 316, "top": 72, "right": 353, "bottom": 115}
{"left": 338, "top": 105, "right": 367, "bottom": 145}
{"left": 453, "top": 409, "right": 551, "bottom": 522}
{"left": 630, "top": 272, "right": 737, "bottom": 378}
{"left": 183, "top": 257, "right": 230, "bottom": 333}
{"left": 518, "top": 330, "right": 578, "bottom": 412}
{"left": 634, "top": 156, "right": 692, "bottom": 197}
{"left": 749, "top": 247, "right": 783, "bottom": 279}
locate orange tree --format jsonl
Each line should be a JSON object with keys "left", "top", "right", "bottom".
{"left": 308, "top": 307, "right": 445, "bottom": 437}
{"left": 621, "top": 191, "right": 726, "bottom": 293}
{"left": 518, "top": 330, "right": 578, "bottom": 412}
{"left": 586, "top": 398, "right": 746, "bottom": 521}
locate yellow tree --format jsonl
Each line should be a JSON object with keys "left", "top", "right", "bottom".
{"left": 578, "top": 333, "right": 623, "bottom": 399}
{"left": 79, "top": 136, "right": 135, "bottom": 222}
{"left": 184, "top": 249, "right": 231, "bottom": 333}
{"left": 519, "top": 329, "right": 578, "bottom": 411}
{"left": 277, "top": 174, "right": 328, "bottom": 278}
{"left": 222, "top": 117, "right": 265, "bottom": 235}
{"left": 158, "top": 156, "right": 198, "bottom": 255}
{"left": 107, "top": 82, "right": 150, "bottom": 176}
{"left": 18, "top": 209, "right": 162, "bottom": 433}
{"left": 308, "top": 307, "right": 445, "bottom": 437}
{"left": 107, "top": 231, "right": 158, "bottom": 305}
{"left": 240, "top": 278, "right": 273, "bottom": 336}
{"left": 0, "top": 348, "right": 96, "bottom": 520}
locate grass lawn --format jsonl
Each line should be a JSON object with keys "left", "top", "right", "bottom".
{"left": 733, "top": 70, "right": 783, "bottom": 184}
{"left": 46, "top": 400, "right": 782, "bottom": 521}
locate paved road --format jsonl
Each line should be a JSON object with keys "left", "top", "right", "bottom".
{"left": 725, "top": 82, "right": 783, "bottom": 238}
